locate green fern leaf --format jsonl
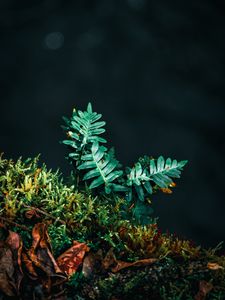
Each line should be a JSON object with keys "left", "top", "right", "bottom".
{"left": 62, "top": 102, "right": 188, "bottom": 223}
{"left": 143, "top": 181, "right": 153, "bottom": 194}
{"left": 103, "top": 182, "right": 127, "bottom": 194}
{"left": 110, "top": 183, "right": 129, "bottom": 192}
{"left": 125, "top": 157, "right": 187, "bottom": 201}
{"left": 78, "top": 161, "right": 96, "bottom": 169}
{"left": 149, "top": 156, "right": 188, "bottom": 186}
{"left": 89, "top": 176, "right": 105, "bottom": 189}
{"left": 62, "top": 102, "right": 107, "bottom": 165}
{"left": 77, "top": 141, "right": 123, "bottom": 192}
{"left": 134, "top": 185, "right": 145, "bottom": 201}
{"left": 126, "top": 162, "right": 150, "bottom": 201}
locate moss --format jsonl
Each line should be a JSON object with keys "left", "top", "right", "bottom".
{"left": 72, "top": 257, "right": 225, "bottom": 299}
{"left": 0, "top": 154, "right": 225, "bottom": 299}
{"left": 0, "top": 154, "right": 203, "bottom": 260}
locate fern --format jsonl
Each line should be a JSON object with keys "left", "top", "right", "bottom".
{"left": 126, "top": 156, "right": 188, "bottom": 202}
{"left": 62, "top": 102, "right": 188, "bottom": 224}
{"left": 62, "top": 102, "right": 106, "bottom": 165}
{"left": 78, "top": 141, "right": 127, "bottom": 194}
{"left": 126, "top": 163, "right": 151, "bottom": 202}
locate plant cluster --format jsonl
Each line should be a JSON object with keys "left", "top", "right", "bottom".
{"left": 62, "top": 103, "right": 187, "bottom": 224}
{"left": 1, "top": 103, "right": 225, "bottom": 299}
{"left": 0, "top": 103, "right": 212, "bottom": 261}
{"left": 0, "top": 153, "right": 200, "bottom": 262}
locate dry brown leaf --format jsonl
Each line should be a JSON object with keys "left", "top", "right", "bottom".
{"left": 0, "top": 228, "right": 23, "bottom": 297}
{"left": 111, "top": 257, "right": 158, "bottom": 273}
{"left": 25, "top": 209, "right": 41, "bottom": 220}
{"left": 0, "top": 244, "right": 16, "bottom": 297}
{"left": 6, "top": 231, "right": 23, "bottom": 292}
{"left": 207, "top": 262, "right": 224, "bottom": 270}
{"left": 101, "top": 248, "right": 158, "bottom": 273}
{"left": 194, "top": 280, "right": 213, "bottom": 300}
{"left": 57, "top": 240, "right": 90, "bottom": 276}
{"left": 27, "top": 223, "right": 65, "bottom": 279}
{"left": 0, "top": 223, "right": 67, "bottom": 299}
{"left": 23, "top": 223, "right": 67, "bottom": 299}
{"left": 21, "top": 251, "right": 38, "bottom": 280}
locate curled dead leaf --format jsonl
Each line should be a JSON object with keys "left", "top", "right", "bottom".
{"left": 207, "top": 262, "right": 224, "bottom": 270}
{"left": 25, "top": 209, "right": 41, "bottom": 220}
{"left": 28, "top": 223, "right": 64, "bottom": 277}
{"left": 0, "top": 228, "right": 23, "bottom": 297}
{"left": 101, "top": 248, "right": 157, "bottom": 273}
{"left": 57, "top": 240, "right": 90, "bottom": 277}
{"left": 21, "top": 251, "right": 38, "bottom": 280}
{"left": 111, "top": 257, "right": 158, "bottom": 273}
{"left": 6, "top": 231, "right": 23, "bottom": 292}
{"left": 24, "top": 223, "right": 67, "bottom": 298}
{"left": 0, "top": 223, "right": 67, "bottom": 299}
{"left": 0, "top": 245, "right": 16, "bottom": 297}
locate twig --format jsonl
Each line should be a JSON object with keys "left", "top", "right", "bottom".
{"left": 24, "top": 204, "right": 66, "bottom": 224}
{"left": 17, "top": 200, "right": 66, "bottom": 225}
{"left": 0, "top": 216, "right": 30, "bottom": 231}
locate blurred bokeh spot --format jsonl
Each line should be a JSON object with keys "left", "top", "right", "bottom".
{"left": 44, "top": 32, "right": 64, "bottom": 50}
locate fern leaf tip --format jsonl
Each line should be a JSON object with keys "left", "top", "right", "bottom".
{"left": 179, "top": 160, "right": 188, "bottom": 167}
{"left": 87, "top": 102, "right": 93, "bottom": 113}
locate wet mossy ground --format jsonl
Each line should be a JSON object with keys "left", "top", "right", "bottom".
{"left": 0, "top": 155, "right": 225, "bottom": 299}
{"left": 66, "top": 256, "right": 225, "bottom": 300}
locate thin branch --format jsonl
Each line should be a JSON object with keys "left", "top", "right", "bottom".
{"left": 0, "top": 216, "right": 30, "bottom": 231}
{"left": 19, "top": 201, "right": 66, "bottom": 225}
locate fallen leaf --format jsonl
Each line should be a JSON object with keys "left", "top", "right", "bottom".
{"left": 0, "top": 222, "right": 68, "bottom": 299}
{"left": 111, "top": 257, "right": 158, "bottom": 273}
{"left": 6, "top": 231, "right": 23, "bottom": 292}
{"left": 27, "top": 223, "right": 65, "bottom": 279}
{"left": 0, "top": 227, "right": 23, "bottom": 297}
{"left": 21, "top": 251, "right": 38, "bottom": 280}
{"left": 25, "top": 209, "right": 41, "bottom": 220}
{"left": 57, "top": 240, "right": 90, "bottom": 276}
{"left": 23, "top": 223, "right": 67, "bottom": 299}
{"left": 207, "top": 262, "right": 224, "bottom": 270}
{"left": 194, "top": 280, "right": 213, "bottom": 300}
{"left": 0, "top": 244, "right": 16, "bottom": 297}
{"left": 101, "top": 248, "right": 158, "bottom": 273}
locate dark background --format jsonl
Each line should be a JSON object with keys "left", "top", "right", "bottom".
{"left": 0, "top": 0, "right": 225, "bottom": 250}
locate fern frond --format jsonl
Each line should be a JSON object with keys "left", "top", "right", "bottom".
{"left": 126, "top": 163, "right": 151, "bottom": 202}
{"left": 125, "top": 157, "right": 188, "bottom": 202}
{"left": 77, "top": 141, "right": 124, "bottom": 194}
{"left": 61, "top": 102, "right": 188, "bottom": 225}
{"left": 149, "top": 156, "right": 188, "bottom": 187}
{"left": 62, "top": 102, "right": 107, "bottom": 163}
